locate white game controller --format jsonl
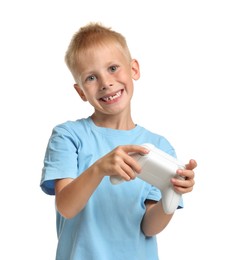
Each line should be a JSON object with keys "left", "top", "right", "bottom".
{"left": 110, "top": 143, "right": 185, "bottom": 214}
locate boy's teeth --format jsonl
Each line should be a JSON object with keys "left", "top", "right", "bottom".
{"left": 102, "top": 91, "right": 121, "bottom": 101}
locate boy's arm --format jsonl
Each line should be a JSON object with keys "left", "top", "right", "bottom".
{"left": 141, "top": 159, "right": 197, "bottom": 237}
{"left": 141, "top": 200, "right": 174, "bottom": 237}
{"left": 55, "top": 164, "right": 104, "bottom": 219}
{"left": 55, "top": 145, "right": 149, "bottom": 219}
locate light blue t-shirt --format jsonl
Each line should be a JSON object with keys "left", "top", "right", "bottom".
{"left": 40, "top": 117, "right": 183, "bottom": 260}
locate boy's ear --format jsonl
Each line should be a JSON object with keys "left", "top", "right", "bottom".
{"left": 131, "top": 59, "right": 140, "bottom": 80}
{"left": 74, "top": 84, "right": 88, "bottom": 101}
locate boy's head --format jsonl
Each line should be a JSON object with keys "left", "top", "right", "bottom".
{"left": 65, "top": 22, "right": 132, "bottom": 82}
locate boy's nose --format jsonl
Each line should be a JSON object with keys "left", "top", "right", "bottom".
{"left": 100, "top": 83, "right": 113, "bottom": 91}
{"left": 99, "top": 76, "right": 113, "bottom": 90}
{"left": 100, "top": 86, "right": 106, "bottom": 91}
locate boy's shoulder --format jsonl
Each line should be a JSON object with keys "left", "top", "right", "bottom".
{"left": 53, "top": 117, "right": 90, "bottom": 131}
{"left": 49, "top": 117, "right": 92, "bottom": 142}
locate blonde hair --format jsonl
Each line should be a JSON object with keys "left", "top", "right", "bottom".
{"left": 65, "top": 22, "right": 132, "bottom": 78}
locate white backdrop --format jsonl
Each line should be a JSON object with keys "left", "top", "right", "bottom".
{"left": 0, "top": 1, "right": 228, "bottom": 259}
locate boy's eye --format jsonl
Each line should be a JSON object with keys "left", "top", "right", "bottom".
{"left": 109, "top": 65, "right": 118, "bottom": 72}
{"left": 86, "top": 75, "right": 96, "bottom": 82}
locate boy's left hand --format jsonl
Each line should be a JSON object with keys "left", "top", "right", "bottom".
{"left": 171, "top": 159, "right": 197, "bottom": 194}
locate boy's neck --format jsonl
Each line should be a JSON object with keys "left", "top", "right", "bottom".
{"left": 91, "top": 113, "right": 135, "bottom": 130}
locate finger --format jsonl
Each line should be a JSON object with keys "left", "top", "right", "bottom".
{"left": 113, "top": 145, "right": 149, "bottom": 173}
{"left": 121, "top": 145, "right": 150, "bottom": 155}
{"left": 171, "top": 176, "right": 195, "bottom": 193}
{"left": 123, "top": 153, "right": 143, "bottom": 174}
{"left": 109, "top": 153, "right": 138, "bottom": 181}
{"left": 120, "top": 163, "right": 137, "bottom": 181}
{"left": 185, "top": 159, "right": 197, "bottom": 170}
{"left": 173, "top": 185, "right": 194, "bottom": 194}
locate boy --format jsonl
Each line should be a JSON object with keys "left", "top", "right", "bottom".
{"left": 40, "top": 22, "right": 197, "bottom": 260}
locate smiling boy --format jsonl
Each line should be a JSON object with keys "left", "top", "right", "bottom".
{"left": 40, "top": 22, "right": 197, "bottom": 260}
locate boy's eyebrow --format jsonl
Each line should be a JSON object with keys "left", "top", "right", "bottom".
{"left": 81, "top": 60, "right": 119, "bottom": 73}
{"left": 80, "top": 69, "right": 95, "bottom": 77}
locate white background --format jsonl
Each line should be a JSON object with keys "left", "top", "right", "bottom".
{"left": 0, "top": 0, "right": 228, "bottom": 259}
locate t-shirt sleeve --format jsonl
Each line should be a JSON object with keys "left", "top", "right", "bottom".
{"left": 40, "top": 124, "right": 79, "bottom": 195}
{"left": 146, "top": 183, "right": 184, "bottom": 210}
{"left": 146, "top": 185, "right": 162, "bottom": 202}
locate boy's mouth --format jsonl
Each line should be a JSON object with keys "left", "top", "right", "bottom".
{"left": 100, "top": 90, "right": 123, "bottom": 102}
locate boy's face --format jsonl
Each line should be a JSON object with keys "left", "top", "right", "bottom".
{"left": 73, "top": 43, "right": 140, "bottom": 118}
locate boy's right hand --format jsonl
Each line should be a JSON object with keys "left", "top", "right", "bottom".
{"left": 94, "top": 145, "right": 149, "bottom": 181}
